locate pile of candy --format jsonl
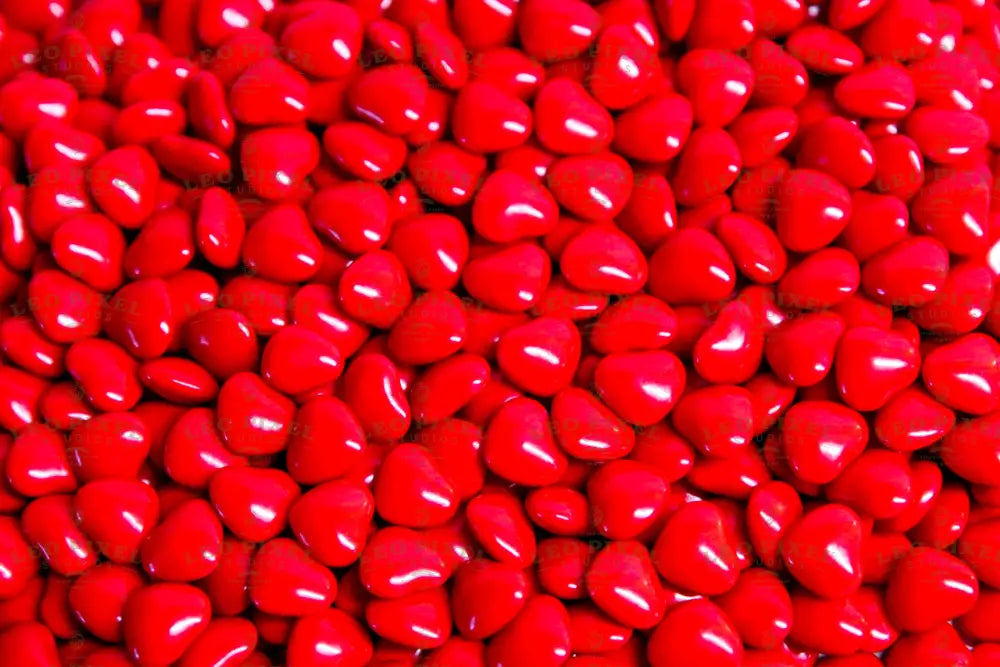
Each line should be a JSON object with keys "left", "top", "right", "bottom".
{"left": 1, "top": 0, "right": 1000, "bottom": 665}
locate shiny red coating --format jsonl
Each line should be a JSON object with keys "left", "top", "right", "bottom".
{"left": 0, "top": 1, "right": 995, "bottom": 663}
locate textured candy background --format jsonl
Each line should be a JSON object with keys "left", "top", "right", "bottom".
{"left": 0, "top": 0, "right": 998, "bottom": 665}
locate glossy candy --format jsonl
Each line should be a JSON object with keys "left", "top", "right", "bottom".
{"left": 250, "top": 538, "right": 337, "bottom": 617}
{"left": 122, "top": 584, "right": 211, "bottom": 666}
{"left": 886, "top": 547, "right": 979, "bottom": 631}
{"left": 485, "top": 594, "right": 571, "bottom": 667}
{"left": 647, "top": 599, "right": 743, "bottom": 667}
{"left": 652, "top": 501, "right": 738, "bottom": 596}
{"left": 781, "top": 504, "right": 863, "bottom": 599}
{"left": 0, "top": 0, "right": 999, "bottom": 663}
{"left": 776, "top": 169, "right": 852, "bottom": 253}
{"left": 140, "top": 498, "right": 222, "bottom": 582}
